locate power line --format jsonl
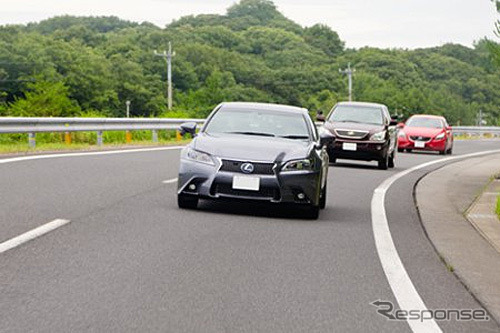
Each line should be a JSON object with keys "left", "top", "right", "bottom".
{"left": 154, "top": 42, "right": 175, "bottom": 110}
{"left": 339, "top": 62, "right": 355, "bottom": 102}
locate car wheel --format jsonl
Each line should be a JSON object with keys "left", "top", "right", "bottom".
{"left": 378, "top": 154, "right": 388, "bottom": 170}
{"left": 178, "top": 194, "right": 198, "bottom": 209}
{"left": 397, "top": 148, "right": 404, "bottom": 153}
{"left": 388, "top": 151, "right": 395, "bottom": 168}
{"left": 319, "top": 184, "right": 327, "bottom": 209}
{"left": 331, "top": 158, "right": 337, "bottom": 164}
{"left": 447, "top": 147, "right": 453, "bottom": 155}
{"left": 439, "top": 150, "right": 446, "bottom": 155}
{"left": 307, "top": 205, "right": 320, "bottom": 219}
{"left": 406, "top": 149, "right": 412, "bottom": 153}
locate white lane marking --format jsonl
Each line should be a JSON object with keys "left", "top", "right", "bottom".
{"left": 0, "top": 146, "right": 184, "bottom": 165}
{"left": 162, "top": 178, "right": 178, "bottom": 184}
{"left": 372, "top": 149, "right": 500, "bottom": 333}
{"left": 0, "top": 219, "right": 70, "bottom": 254}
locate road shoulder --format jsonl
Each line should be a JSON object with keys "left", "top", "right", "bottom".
{"left": 416, "top": 153, "right": 500, "bottom": 323}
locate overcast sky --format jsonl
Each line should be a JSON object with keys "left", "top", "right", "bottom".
{"left": 0, "top": 0, "right": 497, "bottom": 49}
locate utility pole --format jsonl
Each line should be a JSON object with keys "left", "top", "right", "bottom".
{"left": 154, "top": 42, "right": 175, "bottom": 110}
{"left": 339, "top": 63, "right": 355, "bottom": 102}
{"left": 126, "top": 100, "right": 131, "bottom": 118}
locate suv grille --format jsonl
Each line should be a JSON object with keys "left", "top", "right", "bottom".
{"left": 214, "top": 184, "right": 279, "bottom": 200}
{"left": 334, "top": 129, "right": 369, "bottom": 140}
{"left": 220, "top": 160, "right": 275, "bottom": 175}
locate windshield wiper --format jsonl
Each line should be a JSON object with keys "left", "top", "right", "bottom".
{"left": 226, "top": 131, "right": 275, "bottom": 137}
{"left": 279, "top": 135, "right": 310, "bottom": 140}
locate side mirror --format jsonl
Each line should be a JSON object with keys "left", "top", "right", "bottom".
{"left": 316, "top": 114, "right": 326, "bottom": 122}
{"left": 397, "top": 122, "right": 405, "bottom": 129}
{"left": 389, "top": 119, "right": 399, "bottom": 126}
{"left": 179, "top": 122, "right": 197, "bottom": 137}
{"left": 446, "top": 126, "right": 452, "bottom": 131}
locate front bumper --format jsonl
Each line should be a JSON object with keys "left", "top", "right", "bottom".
{"left": 327, "top": 139, "right": 388, "bottom": 161}
{"left": 178, "top": 159, "right": 322, "bottom": 206}
{"left": 398, "top": 137, "right": 446, "bottom": 151}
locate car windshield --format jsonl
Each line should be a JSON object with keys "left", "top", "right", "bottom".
{"left": 406, "top": 117, "right": 443, "bottom": 128}
{"left": 328, "top": 105, "right": 384, "bottom": 125}
{"left": 204, "top": 108, "right": 311, "bottom": 139}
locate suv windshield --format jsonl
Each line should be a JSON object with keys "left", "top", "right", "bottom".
{"left": 328, "top": 105, "right": 384, "bottom": 125}
{"left": 406, "top": 117, "right": 443, "bottom": 128}
{"left": 204, "top": 108, "right": 311, "bottom": 139}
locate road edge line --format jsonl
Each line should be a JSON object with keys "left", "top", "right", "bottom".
{"left": 372, "top": 149, "right": 500, "bottom": 333}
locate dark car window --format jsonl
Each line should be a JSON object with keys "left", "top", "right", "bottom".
{"left": 406, "top": 117, "right": 444, "bottom": 129}
{"left": 328, "top": 105, "right": 384, "bottom": 125}
{"left": 204, "top": 108, "right": 311, "bottom": 139}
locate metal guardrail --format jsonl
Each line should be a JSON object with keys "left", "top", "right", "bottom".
{"left": 452, "top": 126, "right": 500, "bottom": 136}
{"left": 0, "top": 117, "right": 206, "bottom": 147}
{"left": 0, "top": 117, "right": 499, "bottom": 148}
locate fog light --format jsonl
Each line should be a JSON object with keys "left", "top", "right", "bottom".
{"left": 188, "top": 184, "right": 197, "bottom": 191}
{"left": 297, "top": 193, "right": 306, "bottom": 200}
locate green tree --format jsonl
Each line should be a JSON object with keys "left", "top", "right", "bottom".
{"left": 6, "top": 79, "right": 81, "bottom": 117}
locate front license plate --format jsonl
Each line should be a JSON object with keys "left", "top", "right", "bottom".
{"left": 415, "top": 141, "right": 425, "bottom": 148}
{"left": 233, "top": 175, "right": 260, "bottom": 191}
{"left": 342, "top": 142, "right": 357, "bottom": 151}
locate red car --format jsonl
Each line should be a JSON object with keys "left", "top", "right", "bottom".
{"left": 397, "top": 115, "right": 453, "bottom": 155}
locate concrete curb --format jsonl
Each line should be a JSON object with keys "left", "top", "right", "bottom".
{"left": 467, "top": 178, "right": 500, "bottom": 254}
{"left": 416, "top": 153, "right": 500, "bottom": 324}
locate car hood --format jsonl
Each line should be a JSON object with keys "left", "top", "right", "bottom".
{"left": 192, "top": 133, "right": 312, "bottom": 162}
{"left": 402, "top": 127, "right": 443, "bottom": 137}
{"left": 323, "top": 121, "right": 385, "bottom": 135}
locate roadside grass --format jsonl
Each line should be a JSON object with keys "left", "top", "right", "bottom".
{"left": 454, "top": 133, "right": 499, "bottom": 140}
{"left": 496, "top": 195, "right": 500, "bottom": 220}
{"left": 0, "top": 130, "right": 191, "bottom": 154}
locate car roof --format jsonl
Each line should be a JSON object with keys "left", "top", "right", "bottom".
{"left": 218, "top": 102, "right": 308, "bottom": 114}
{"left": 336, "top": 101, "right": 387, "bottom": 108}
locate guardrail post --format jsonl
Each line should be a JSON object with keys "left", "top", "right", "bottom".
{"left": 64, "top": 132, "right": 71, "bottom": 145}
{"left": 126, "top": 130, "right": 132, "bottom": 143}
{"left": 152, "top": 130, "right": 158, "bottom": 143}
{"left": 28, "top": 132, "right": 36, "bottom": 148}
{"left": 97, "top": 131, "right": 103, "bottom": 146}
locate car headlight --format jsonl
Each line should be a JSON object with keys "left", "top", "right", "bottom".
{"left": 435, "top": 133, "right": 445, "bottom": 140}
{"left": 282, "top": 158, "right": 314, "bottom": 172}
{"left": 370, "top": 130, "right": 386, "bottom": 141}
{"left": 185, "top": 148, "right": 215, "bottom": 165}
{"left": 397, "top": 131, "right": 406, "bottom": 138}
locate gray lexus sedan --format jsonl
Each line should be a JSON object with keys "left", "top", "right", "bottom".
{"left": 177, "top": 102, "right": 333, "bottom": 219}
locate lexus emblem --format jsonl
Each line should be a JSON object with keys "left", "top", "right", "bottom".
{"left": 241, "top": 162, "right": 254, "bottom": 174}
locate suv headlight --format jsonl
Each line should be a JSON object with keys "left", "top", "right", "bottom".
{"left": 435, "top": 133, "right": 445, "bottom": 140}
{"left": 370, "top": 130, "right": 386, "bottom": 141}
{"left": 185, "top": 148, "right": 215, "bottom": 165}
{"left": 282, "top": 158, "right": 314, "bottom": 172}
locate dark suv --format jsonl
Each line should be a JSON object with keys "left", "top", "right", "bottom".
{"left": 319, "top": 101, "right": 398, "bottom": 170}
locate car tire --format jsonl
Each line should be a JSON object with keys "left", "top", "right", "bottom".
{"left": 397, "top": 148, "right": 404, "bottom": 153}
{"left": 406, "top": 149, "right": 412, "bottom": 153}
{"left": 307, "top": 205, "right": 320, "bottom": 219}
{"left": 178, "top": 194, "right": 198, "bottom": 209}
{"left": 331, "top": 158, "right": 337, "bottom": 164}
{"left": 447, "top": 147, "right": 453, "bottom": 155}
{"left": 319, "top": 184, "right": 327, "bottom": 209}
{"left": 378, "top": 154, "right": 389, "bottom": 170}
{"left": 439, "top": 150, "right": 446, "bottom": 155}
{"left": 388, "top": 151, "right": 395, "bottom": 168}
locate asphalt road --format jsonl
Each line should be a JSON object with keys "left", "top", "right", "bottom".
{"left": 1, "top": 141, "right": 500, "bottom": 332}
